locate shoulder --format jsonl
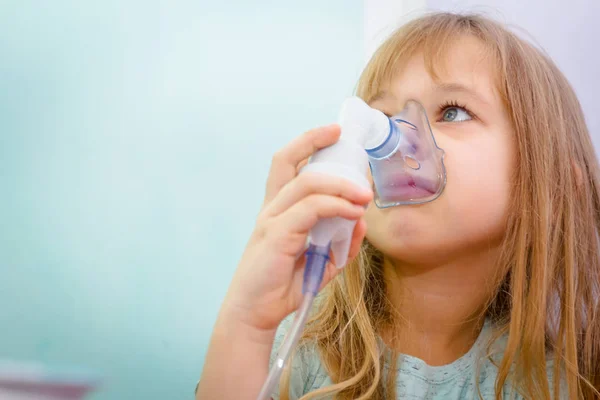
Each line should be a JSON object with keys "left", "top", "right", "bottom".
{"left": 477, "top": 324, "right": 567, "bottom": 399}
{"left": 269, "top": 315, "right": 331, "bottom": 399}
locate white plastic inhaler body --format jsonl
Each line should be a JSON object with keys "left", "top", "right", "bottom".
{"left": 300, "top": 97, "right": 390, "bottom": 268}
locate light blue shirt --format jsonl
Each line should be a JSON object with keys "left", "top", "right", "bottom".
{"left": 269, "top": 316, "right": 564, "bottom": 399}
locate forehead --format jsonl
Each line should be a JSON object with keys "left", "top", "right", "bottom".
{"left": 371, "top": 35, "right": 501, "bottom": 109}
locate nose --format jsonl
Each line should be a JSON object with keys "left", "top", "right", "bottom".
{"left": 395, "top": 118, "right": 432, "bottom": 160}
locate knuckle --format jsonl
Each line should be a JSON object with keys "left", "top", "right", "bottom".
{"left": 255, "top": 209, "right": 268, "bottom": 224}
{"left": 253, "top": 219, "right": 269, "bottom": 241}
{"left": 298, "top": 172, "right": 341, "bottom": 193}
{"left": 295, "top": 172, "right": 319, "bottom": 190}
{"left": 302, "top": 193, "right": 320, "bottom": 208}
{"left": 282, "top": 174, "right": 317, "bottom": 199}
{"left": 259, "top": 217, "right": 284, "bottom": 244}
{"left": 270, "top": 150, "right": 285, "bottom": 166}
{"left": 305, "top": 193, "right": 331, "bottom": 209}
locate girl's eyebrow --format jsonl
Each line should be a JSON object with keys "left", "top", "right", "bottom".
{"left": 370, "top": 81, "right": 494, "bottom": 115}
{"left": 367, "top": 91, "right": 396, "bottom": 116}
{"left": 369, "top": 91, "right": 391, "bottom": 103}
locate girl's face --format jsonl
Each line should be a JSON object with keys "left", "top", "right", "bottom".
{"left": 365, "top": 36, "right": 515, "bottom": 266}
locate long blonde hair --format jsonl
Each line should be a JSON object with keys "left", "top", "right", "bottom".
{"left": 281, "top": 12, "right": 600, "bottom": 399}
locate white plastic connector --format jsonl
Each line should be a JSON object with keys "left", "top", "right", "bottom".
{"left": 338, "top": 97, "right": 390, "bottom": 150}
{"left": 301, "top": 97, "right": 391, "bottom": 268}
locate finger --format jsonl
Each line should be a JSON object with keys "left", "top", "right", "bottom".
{"left": 318, "top": 218, "right": 366, "bottom": 291}
{"left": 275, "top": 194, "right": 365, "bottom": 235}
{"left": 289, "top": 219, "right": 367, "bottom": 298}
{"left": 262, "top": 172, "right": 373, "bottom": 218}
{"left": 263, "top": 124, "right": 340, "bottom": 206}
{"left": 295, "top": 158, "right": 309, "bottom": 174}
{"left": 347, "top": 218, "right": 368, "bottom": 261}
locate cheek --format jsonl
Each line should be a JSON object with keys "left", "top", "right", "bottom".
{"left": 443, "top": 137, "right": 513, "bottom": 234}
{"left": 363, "top": 133, "right": 514, "bottom": 260}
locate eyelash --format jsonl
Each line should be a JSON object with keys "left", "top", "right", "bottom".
{"left": 437, "top": 101, "right": 476, "bottom": 121}
{"left": 381, "top": 101, "right": 477, "bottom": 121}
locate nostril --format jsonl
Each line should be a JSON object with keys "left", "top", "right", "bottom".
{"left": 403, "top": 155, "right": 420, "bottom": 170}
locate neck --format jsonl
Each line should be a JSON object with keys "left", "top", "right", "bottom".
{"left": 381, "top": 247, "right": 501, "bottom": 366}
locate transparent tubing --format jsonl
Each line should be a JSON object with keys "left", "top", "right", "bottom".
{"left": 256, "top": 243, "right": 330, "bottom": 400}
{"left": 255, "top": 293, "right": 315, "bottom": 400}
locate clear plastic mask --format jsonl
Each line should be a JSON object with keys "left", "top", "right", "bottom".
{"left": 367, "top": 100, "right": 446, "bottom": 208}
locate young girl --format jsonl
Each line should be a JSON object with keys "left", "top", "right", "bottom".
{"left": 197, "top": 12, "right": 600, "bottom": 400}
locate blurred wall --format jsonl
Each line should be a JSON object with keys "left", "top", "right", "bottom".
{"left": 0, "top": 1, "right": 363, "bottom": 399}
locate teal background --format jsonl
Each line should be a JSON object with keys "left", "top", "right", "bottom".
{"left": 0, "top": 1, "right": 363, "bottom": 399}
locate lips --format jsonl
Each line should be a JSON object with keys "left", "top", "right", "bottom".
{"left": 376, "top": 173, "right": 438, "bottom": 201}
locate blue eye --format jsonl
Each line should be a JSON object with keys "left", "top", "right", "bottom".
{"left": 441, "top": 106, "right": 472, "bottom": 122}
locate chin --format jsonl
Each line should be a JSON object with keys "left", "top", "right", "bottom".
{"left": 367, "top": 223, "right": 436, "bottom": 259}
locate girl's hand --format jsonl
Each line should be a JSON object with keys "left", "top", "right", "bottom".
{"left": 222, "top": 124, "right": 372, "bottom": 332}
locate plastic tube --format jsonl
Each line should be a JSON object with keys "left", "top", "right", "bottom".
{"left": 255, "top": 243, "right": 330, "bottom": 400}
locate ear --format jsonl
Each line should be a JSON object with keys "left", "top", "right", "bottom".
{"left": 572, "top": 160, "right": 584, "bottom": 187}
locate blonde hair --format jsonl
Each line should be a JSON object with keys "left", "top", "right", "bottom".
{"left": 281, "top": 12, "right": 600, "bottom": 399}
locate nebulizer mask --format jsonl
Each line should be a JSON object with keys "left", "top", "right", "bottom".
{"left": 256, "top": 97, "right": 446, "bottom": 400}
{"left": 367, "top": 99, "right": 446, "bottom": 207}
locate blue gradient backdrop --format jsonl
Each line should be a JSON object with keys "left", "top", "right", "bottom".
{"left": 0, "top": 1, "right": 363, "bottom": 398}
